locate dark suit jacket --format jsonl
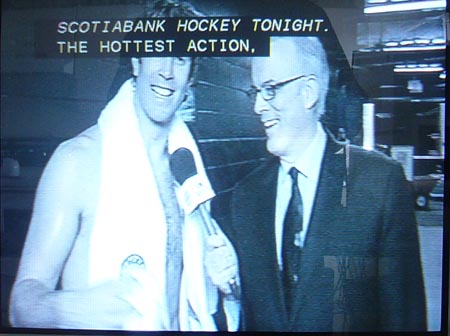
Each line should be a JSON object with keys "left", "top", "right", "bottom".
{"left": 213, "top": 138, "right": 427, "bottom": 332}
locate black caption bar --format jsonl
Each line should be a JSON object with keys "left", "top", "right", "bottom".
{"left": 35, "top": 17, "right": 330, "bottom": 58}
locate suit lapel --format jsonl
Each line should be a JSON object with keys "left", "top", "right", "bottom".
{"left": 289, "top": 138, "right": 345, "bottom": 328}
{"left": 234, "top": 158, "right": 289, "bottom": 329}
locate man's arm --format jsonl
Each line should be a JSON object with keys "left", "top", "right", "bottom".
{"left": 9, "top": 139, "right": 142, "bottom": 329}
{"left": 378, "top": 162, "right": 427, "bottom": 331}
{"left": 205, "top": 194, "right": 241, "bottom": 331}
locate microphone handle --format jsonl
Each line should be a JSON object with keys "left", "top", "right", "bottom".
{"left": 198, "top": 204, "right": 217, "bottom": 236}
{"left": 198, "top": 202, "right": 240, "bottom": 299}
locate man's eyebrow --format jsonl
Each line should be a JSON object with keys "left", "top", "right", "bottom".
{"left": 251, "top": 79, "right": 275, "bottom": 89}
{"left": 262, "top": 79, "right": 275, "bottom": 85}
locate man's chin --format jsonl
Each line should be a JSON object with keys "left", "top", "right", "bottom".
{"left": 153, "top": 115, "right": 175, "bottom": 126}
{"left": 146, "top": 107, "right": 178, "bottom": 125}
{"left": 266, "top": 141, "right": 282, "bottom": 158}
{"left": 267, "top": 139, "right": 294, "bottom": 162}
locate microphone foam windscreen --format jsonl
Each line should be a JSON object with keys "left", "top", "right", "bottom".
{"left": 170, "top": 147, "right": 197, "bottom": 185}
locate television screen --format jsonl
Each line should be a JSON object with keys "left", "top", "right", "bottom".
{"left": 1, "top": 0, "right": 448, "bottom": 334}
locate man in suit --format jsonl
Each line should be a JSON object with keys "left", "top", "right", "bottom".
{"left": 213, "top": 36, "right": 427, "bottom": 332}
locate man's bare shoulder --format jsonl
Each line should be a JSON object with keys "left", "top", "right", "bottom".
{"left": 39, "top": 126, "right": 102, "bottom": 191}
{"left": 57, "top": 126, "right": 101, "bottom": 160}
{"left": 49, "top": 126, "right": 101, "bottom": 172}
{"left": 37, "top": 126, "right": 102, "bottom": 214}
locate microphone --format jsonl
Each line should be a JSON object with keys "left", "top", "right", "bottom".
{"left": 170, "top": 148, "right": 239, "bottom": 298}
{"left": 169, "top": 147, "right": 197, "bottom": 185}
{"left": 170, "top": 147, "right": 216, "bottom": 235}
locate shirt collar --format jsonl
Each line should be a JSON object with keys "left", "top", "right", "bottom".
{"left": 280, "top": 122, "right": 327, "bottom": 181}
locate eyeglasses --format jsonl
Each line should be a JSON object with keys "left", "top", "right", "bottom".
{"left": 246, "top": 74, "right": 307, "bottom": 103}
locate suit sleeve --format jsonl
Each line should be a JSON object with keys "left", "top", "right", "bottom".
{"left": 211, "top": 191, "right": 235, "bottom": 243}
{"left": 378, "top": 162, "right": 427, "bottom": 331}
{"left": 210, "top": 191, "right": 242, "bottom": 331}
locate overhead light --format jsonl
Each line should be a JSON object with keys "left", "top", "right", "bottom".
{"left": 384, "top": 41, "right": 399, "bottom": 47}
{"left": 394, "top": 67, "right": 445, "bottom": 73}
{"left": 359, "top": 47, "right": 376, "bottom": 52}
{"left": 383, "top": 44, "right": 446, "bottom": 51}
{"left": 380, "top": 37, "right": 446, "bottom": 52}
{"left": 364, "top": 0, "right": 446, "bottom": 14}
{"left": 439, "top": 72, "right": 446, "bottom": 79}
{"left": 400, "top": 40, "right": 414, "bottom": 46}
{"left": 432, "top": 38, "right": 446, "bottom": 44}
{"left": 414, "top": 38, "right": 431, "bottom": 44}
{"left": 394, "top": 64, "right": 444, "bottom": 72}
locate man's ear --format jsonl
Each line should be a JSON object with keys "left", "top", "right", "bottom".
{"left": 131, "top": 57, "right": 140, "bottom": 77}
{"left": 303, "top": 76, "right": 319, "bottom": 110}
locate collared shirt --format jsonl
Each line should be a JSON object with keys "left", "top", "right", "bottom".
{"left": 275, "top": 122, "right": 327, "bottom": 270}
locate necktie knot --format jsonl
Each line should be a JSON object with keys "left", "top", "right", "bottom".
{"left": 289, "top": 168, "right": 300, "bottom": 195}
{"left": 289, "top": 167, "right": 299, "bottom": 182}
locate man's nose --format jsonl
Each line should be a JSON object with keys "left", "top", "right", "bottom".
{"left": 254, "top": 93, "right": 269, "bottom": 115}
{"left": 159, "top": 58, "right": 174, "bottom": 80}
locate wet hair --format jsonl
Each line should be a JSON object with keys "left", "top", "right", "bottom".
{"left": 143, "top": 0, "right": 203, "bottom": 78}
{"left": 144, "top": 0, "right": 203, "bottom": 18}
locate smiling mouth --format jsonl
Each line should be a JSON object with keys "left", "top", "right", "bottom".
{"left": 151, "top": 85, "right": 174, "bottom": 97}
{"left": 263, "top": 119, "right": 279, "bottom": 130}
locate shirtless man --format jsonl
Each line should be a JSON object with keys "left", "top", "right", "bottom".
{"left": 9, "top": 0, "right": 238, "bottom": 331}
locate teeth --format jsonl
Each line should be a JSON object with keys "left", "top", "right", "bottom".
{"left": 264, "top": 119, "right": 278, "bottom": 128}
{"left": 151, "top": 85, "right": 174, "bottom": 97}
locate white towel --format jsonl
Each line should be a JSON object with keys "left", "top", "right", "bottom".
{"left": 88, "top": 79, "right": 219, "bottom": 330}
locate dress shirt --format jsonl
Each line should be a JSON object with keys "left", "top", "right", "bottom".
{"left": 275, "top": 122, "right": 327, "bottom": 270}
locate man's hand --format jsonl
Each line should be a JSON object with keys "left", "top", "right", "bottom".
{"left": 49, "top": 276, "right": 146, "bottom": 329}
{"left": 11, "top": 274, "right": 163, "bottom": 330}
{"left": 205, "top": 234, "right": 239, "bottom": 297}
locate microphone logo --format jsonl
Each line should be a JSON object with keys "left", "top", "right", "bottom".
{"left": 121, "top": 254, "right": 146, "bottom": 277}
{"left": 170, "top": 148, "right": 214, "bottom": 214}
